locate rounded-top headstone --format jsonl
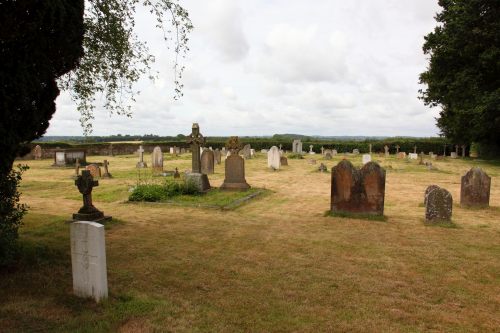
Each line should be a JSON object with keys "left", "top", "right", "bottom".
{"left": 460, "top": 167, "right": 491, "bottom": 207}
{"left": 425, "top": 186, "right": 453, "bottom": 222}
{"left": 267, "top": 146, "right": 281, "bottom": 170}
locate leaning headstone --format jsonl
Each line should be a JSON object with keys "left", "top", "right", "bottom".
{"left": 201, "top": 149, "right": 215, "bottom": 174}
{"left": 221, "top": 136, "right": 250, "bottom": 190}
{"left": 136, "top": 145, "right": 147, "bottom": 168}
{"left": 70, "top": 221, "right": 108, "bottom": 303}
{"left": 151, "top": 146, "right": 163, "bottom": 174}
{"left": 102, "top": 160, "right": 112, "bottom": 178}
{"left": 33, "top": 145, "right": 42, "bottom": 160}
{"left": 73, "top": 170, "right": 111, "bottom": 222}
{"left": 267, "top": 146, "right": 281, "bottom": 170}
{"left": 425, "top": 186, "right": 452, "bottom": 222}
{"left": 331, "top": 160, "right": 386, "bottom": 216}
{"left": 362, "top": 154, "right": 371, "bottom": 165}
{"left": 280, "top": 156, "right": 288, "bottom": 166}
{"left": 214, "top": 149, "right": 222, "bottom": 165}
{"left": 85, "top": 164, "right": 101, "bottom": 178}
{"left": 460, "top": 167, "right": 491, "bottom": 207}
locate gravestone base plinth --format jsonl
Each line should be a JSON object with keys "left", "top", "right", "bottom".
{"left": 185, "top": 172, "right": 211, "bottom": 192}
{"left": 71, "top": 212, "right": 112, "bottom": 224}
{"left": 220, "top": 180, "right": 250, "bottom": 191}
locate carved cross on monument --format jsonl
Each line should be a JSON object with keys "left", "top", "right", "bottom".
{"left": 186, "top": 123, "right": 205, "bottom": 173}
{"left": 395, "top": 145, "right": 400, "bottom": 154}
{"left": 72, "top": 170, "right": 110, "bottom": 222}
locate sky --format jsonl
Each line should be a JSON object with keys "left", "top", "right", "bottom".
{"left": 47, "top": 0, "right": 443, "bottom": 137}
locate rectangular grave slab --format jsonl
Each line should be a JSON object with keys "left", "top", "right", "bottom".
{"left": 71, "top": 221, "right": 108, "bottom": 302}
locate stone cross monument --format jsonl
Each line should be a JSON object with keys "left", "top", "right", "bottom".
{"left": 73, "top": 170, "right": 111, "bottom": 222}
{"left": 187, "top": 123, "right": 205, "bottom": 173}
{"left": 136, "top": 145, "right": 147, "bottom": 168}
{"left": 395, "top": 145, "right": 400, "bottom": 154}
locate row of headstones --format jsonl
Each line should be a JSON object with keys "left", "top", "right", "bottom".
{"left": 330, "top": 160, "right": 492, "bottom": 222}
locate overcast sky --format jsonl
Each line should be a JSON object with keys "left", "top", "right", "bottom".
{"left": 48, "top": 0, "right": 443, "bottom": 137}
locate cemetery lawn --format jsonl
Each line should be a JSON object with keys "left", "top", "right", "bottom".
{"left": 1, "top": 153, "right": 500, "bottom": 332}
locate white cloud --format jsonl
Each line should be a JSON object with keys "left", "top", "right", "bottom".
{"left": 48, "top": 0, "right": 442, "bottom": 137}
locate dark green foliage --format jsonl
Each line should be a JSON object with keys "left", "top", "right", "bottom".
{"left": 129, "top": 180, "right": 200, "bottom": 202}
{"left": 419, "top": 0, "right": 500, "bottom": 155}
{"left": 0, "top": 165, "right": 29, "bottom": 266}
{"left": 0, "top": 1, "right": 84, "bottom": 266}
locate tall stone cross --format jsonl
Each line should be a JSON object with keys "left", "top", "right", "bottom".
{"left": 395, "top": 145, "right": 400, "bottom": 154}
{"left": 309, "top": 145, "right": 313, "bottom": 153}
{"left": 186, "top": 123, "right": 205, "bottom": 173}
{"left": 75, "top": 170, "right": 99, "bottom": 216}
{"left": 279, "top": 144, "right": 282, "bottom": 150}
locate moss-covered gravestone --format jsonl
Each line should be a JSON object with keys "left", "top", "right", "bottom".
{"left": 425, "top": 186, "right": 452, "bottom": 222}
{"left": 460, "top": 167, "right": 491, "bottom": 207}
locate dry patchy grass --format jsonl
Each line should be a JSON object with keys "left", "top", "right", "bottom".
{"left": 1, "top": 153, "right": 499, "bottom": 332}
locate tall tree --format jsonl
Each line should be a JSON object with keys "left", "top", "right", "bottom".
{"left": 0, "top": 0, "right": 192, "bottom": 265}
{"left": 419, "top": 0, "right": 500, "bottom": 153}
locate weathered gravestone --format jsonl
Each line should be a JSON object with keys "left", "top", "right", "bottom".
{"left": 221, "top": 137, "right": 250, "bottom": 190}
{"left": 185, "top": 123, "right": 210, "bottom": 191}
{"left": 70, "top": 221, "right": 108, "bottom": 302}
{"left": 332, "top": 149, "right": 338, "bottom": 156}
{"left": 102, "top": 160, "right": 112, "bottom": 178}
{"left": 331, "top": 160, "right": 386, "bottom": 216}
{"left": 201, "top": 149, "right": 215, "bottom": 174}
{"left": 450, "top": 152, "right": 457, "bottom": 159}
{"left": 85, "top": 164, "right": 101, "bottom": 178}
{"left": 309, "top": 145, "right": 314, "bottom": 154}
{"left": 73, "top": 170, "right": 111, "bottom": 222}
{"left": 33, "top": 145, "right": 42, "bottom": 160}
{"left": 424, "top": 185, "right": 440, "bottom": 206}
{"left": 460, "top": 167, "right": 491, "bottom": 207}
{"left": 136, "top": 145, "right": 147, "bottom": 168}
{"left": 250, "top": 148, "right": 255, "bottom": 157}
{"left": 395, "top": 145, "right": 400, "bottom": 154}
{"left": 324, "top": 150, "right": 332, "bottom": 160}
{"left": 241, "top": 144, "right": 251, "bottom": 159}
{"left": 151, "top": 146, "right": 163, "bottom": 173}
{"left": 425, "top": 186, "right": 452, "bottom": 222}
{"left": 267, "top": 146, "right": 281, "bottom": 170}
{"left": 214, "top": 149, "right": 222, "bottom": 165}
{"left": 292, "top": 139, "right": 303, "bottom": 153}
{"left": 408, "top": 153, "right": 418, "bottom": 160}
{"left": 362, "top": 154, "right": 371, "bottom": 165}
{"left": 352, "top": 149, "right": 359, "bottom": 155}
{"left": 280, "top": 156, "right": 288, "bottom": 166}
{"left": 384, "top": 145, "right": 389, "bottom": 157}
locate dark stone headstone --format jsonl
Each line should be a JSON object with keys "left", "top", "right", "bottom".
{"left": 220, "top": 154, "right": 250, "bottom": 190}
{"left": 201, "top": 149, "right": 215, "bottom": 174}
{"left": 73, "top": 170, "right": 111, "bottom": 222}
{"left": 425, "top": 186, "right": 452, "bottom": 222}
{"left": 424, "top": 185, "right": 440, "bottom": 205}
{"left": 331, "top": 160, "right": 386, "bottom": 216}
{"left": 186, "top": 123, "right": 205, "bottom": 173}
{"left": 280, "top": 156, "right": 288, "bottom": 166}
{"left": 460, "top": 167, "right": 491, "bottom": 207}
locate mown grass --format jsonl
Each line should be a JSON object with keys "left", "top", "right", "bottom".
{"left": 2, "top": 153, "right": 499, "bottom": 332}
